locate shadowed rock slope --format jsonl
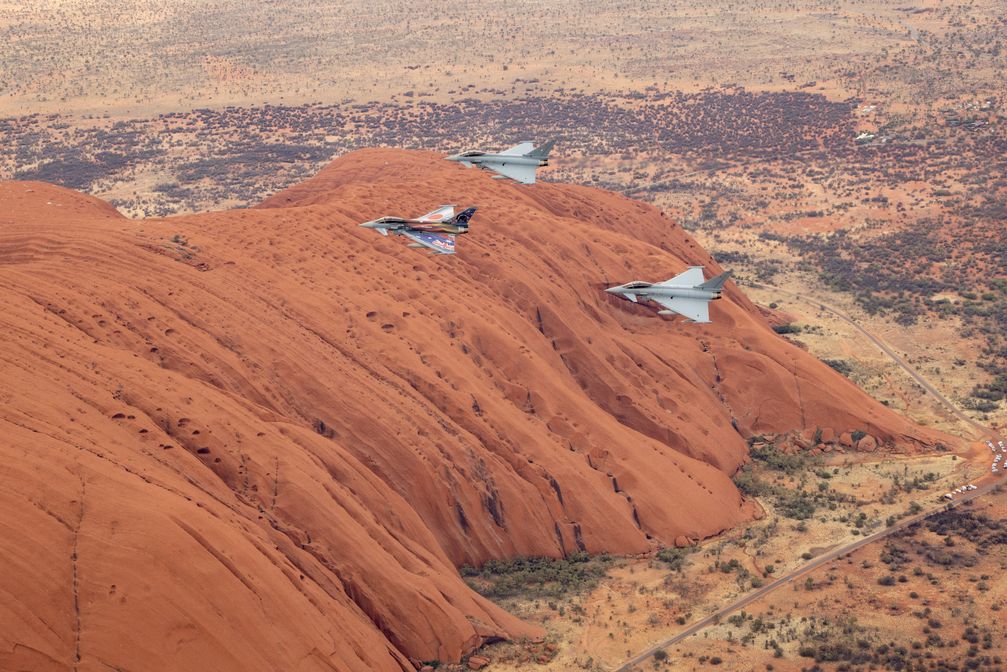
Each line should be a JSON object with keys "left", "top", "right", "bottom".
{"left": 0, "top": 151, "right": 948, "bottom": 671}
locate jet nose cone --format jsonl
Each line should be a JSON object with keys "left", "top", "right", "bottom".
{"left": 604, "top": 286, "right": 621, "bottom": 294}
{"left": 445, "top": 154, "right": 460, "bottom": 162}
{"left": 360, "top": 220, "right": 378, "bottom": 228}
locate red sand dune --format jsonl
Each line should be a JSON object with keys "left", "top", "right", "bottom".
{"left": 0, "top": 150, "right": 948, "bottom": 671}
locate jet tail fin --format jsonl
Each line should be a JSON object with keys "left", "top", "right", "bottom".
{"left": 450, "top": 206, "right": 477, "bottom": 228}
{"left": 697, "top": 270, "right": 732, "bottom": 291}
{"left": 526, "top": 140, "right": 555, "bottom": 159}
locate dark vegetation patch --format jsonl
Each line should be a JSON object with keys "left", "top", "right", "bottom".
{"left": 460, "top": 551, "right": 611, "bottom": 599}
{"left": 778, "top": 220, "right": 1007, "bottom": 410}
{"left": 823, "top": 359, "right": 854, "bottom": 377}
{"left": 916, "top": 507, "right": 1007, "bottom": 553}
{"left": 656, "top": 546, "right": 695, "bottom": 573}
{"left": 0, "top": 88, "right": 852, "bottom": 215}
{"left": 733, "top": 443, "right": 858, "bottom": 521}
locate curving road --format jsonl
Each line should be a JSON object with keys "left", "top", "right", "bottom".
{"left": 748, "top": 281, "right": 990, "bottom": 438}
{"left": 613, "top": 479, "right": 1002, "bottom": 671}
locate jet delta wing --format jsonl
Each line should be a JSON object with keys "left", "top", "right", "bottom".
{"left": 499, "top": 142, "right": 535, "bottom": 156}
{"left": 656, "top": 266, "right": 705, "bottom": 287}
{"left": 402, "top": 231, "right": 457, "bottom": 255}
{"left": 416, "top": 205, "right": 455, "bottom": 222}
{"left": 483, "top": 161, "right": 537, "bottom": 184}
{"left": 652, "top": 296, "right": 710, "bottom": 323}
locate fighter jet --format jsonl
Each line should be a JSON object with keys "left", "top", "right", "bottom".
{"left": 604, "top": 267, "right": 732, "bottom": 323}
{"left": 359, "top": 205, "right": 476, "bottom": 255}
{"left": 446, "top": 141, "right": 554, "bottom": 184}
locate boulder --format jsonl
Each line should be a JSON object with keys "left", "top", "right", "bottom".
{"left": 468, "top": 655, "right": 490, "bottom": 670}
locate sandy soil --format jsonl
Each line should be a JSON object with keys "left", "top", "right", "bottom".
{"left": 481, "top": 448, "right": 1002, "bottom": 671}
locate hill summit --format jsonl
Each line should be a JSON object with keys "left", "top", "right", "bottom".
{"left": 0, "top": 150, "right": 947, "bottom": 671}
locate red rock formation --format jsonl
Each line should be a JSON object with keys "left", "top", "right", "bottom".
{"left": 0, "top": 151, "right": 949, "bottom": 671}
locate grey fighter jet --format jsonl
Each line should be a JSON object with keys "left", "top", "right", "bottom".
{"left": 446, "top": 141, "right": 554, "bottom": 184}
{"left": 359, "top": 205, "right": 476, "bottom": 254}
{"left": 605, "top": 267, "right": 732, "bottom": 323}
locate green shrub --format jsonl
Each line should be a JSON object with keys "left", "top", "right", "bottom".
{"left": 465, "top": 553, "right": 611, "bottom": 598}
{"left": 823, "top": 359, "right": 854, "bottom": 377}
{"left": 733, "top": 470, "right": 774, "bottom": 497}
{"left": 657, "top": 547, "right": 694, "bottom": 572}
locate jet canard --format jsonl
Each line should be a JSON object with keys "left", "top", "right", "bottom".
{"left": 446, "top": 141, "right": 554, "bottom": 184}
{"left": 359, "top": 205, "right": 477, "bottom": 255}
{"left": 605, "top": 267, "right": 732, "bottom": 323}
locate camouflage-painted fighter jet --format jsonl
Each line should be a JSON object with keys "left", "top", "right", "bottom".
{"left": 359, "top": 205, "right": 476, "bottom": 255}
{"left": 605, "top": 267, "right": 732, "bottom": 323}
{"left": 446, "top": 141, "right": 554, "bottom": 184}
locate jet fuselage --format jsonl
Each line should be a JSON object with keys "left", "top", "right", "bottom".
{"left": 446, "top": 152, "right": 548, "bottom": 168}
{"left": 605, "top": 283, "right": 722, "bottom": 303}
{"left": 359, "top": 218, "right": 469, "bottom": 236}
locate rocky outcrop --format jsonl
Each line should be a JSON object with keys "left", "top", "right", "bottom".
{"left": 0, "top": 151, "right": 950, "bottom": 671}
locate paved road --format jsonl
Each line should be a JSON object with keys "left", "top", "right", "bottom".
{"left": 749, "top": 281, "right": 990, "bottom": 438}
{"left": 613, "top": 479, "right": 1002, "bottom": 671}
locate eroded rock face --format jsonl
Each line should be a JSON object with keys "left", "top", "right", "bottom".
{"left": 0, "top": 152, "right": 949, "bottom": 671}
